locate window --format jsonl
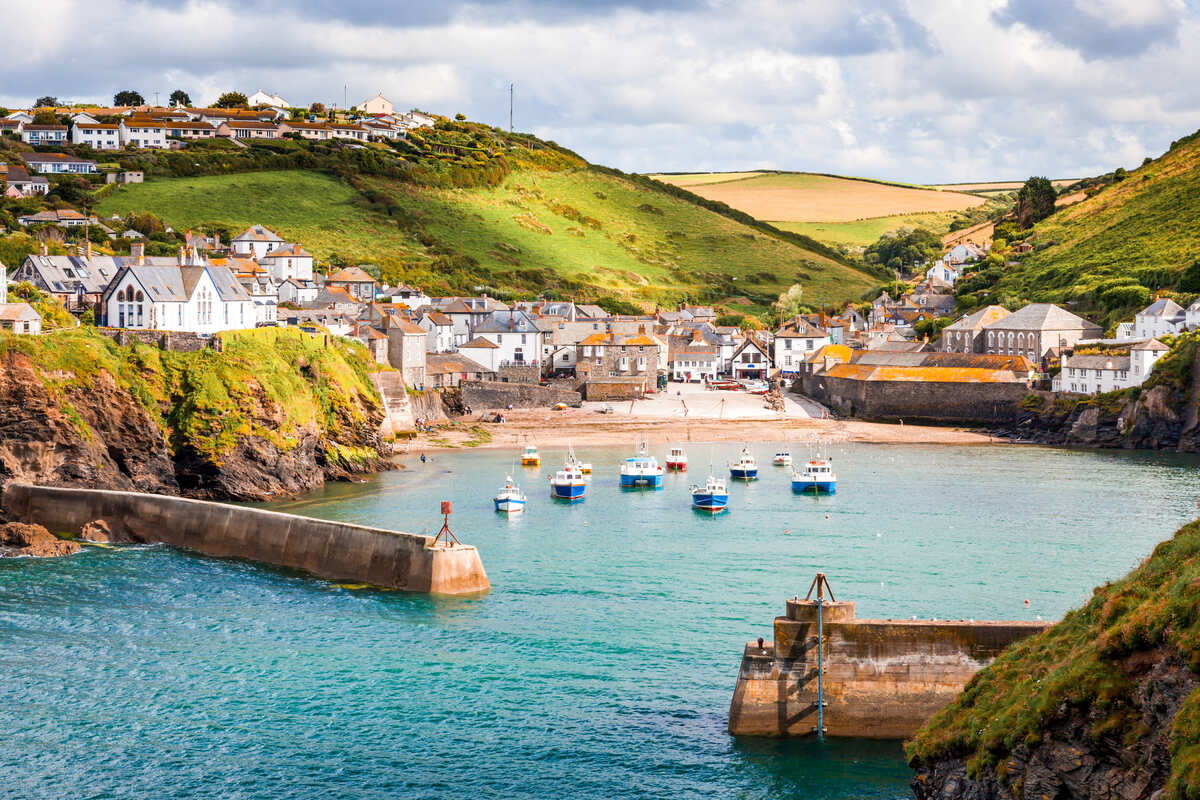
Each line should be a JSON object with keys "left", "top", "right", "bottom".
{"left": 784, "top": 339, "right": 792, "bottom": 350}
{"left": 988, "top": 332, "right": 994, "bottom": 346}
{"left": 806, "top": 340, "right": 814, "bottom": 350}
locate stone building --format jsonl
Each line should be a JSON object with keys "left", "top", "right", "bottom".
{"left": 384, "top": 316, "right": 427, "bottom": 387}
{"left": 982, "top": 303, "right": 1101, "bottom": 361}
{"left": 575, "top": 332, "right": 660, "bottom": 395}
{"left": 940, "top": 305, "right": 1011, "bottom": 353}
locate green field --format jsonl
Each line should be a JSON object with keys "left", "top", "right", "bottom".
{"left": 97, "top": 167, "right": 878, "bottom": 311}
{"left": 95, "top": 171, "right": 425, "bottom": 265}
{"left": 772, "top": 211, "right": 963, "bottom": 247}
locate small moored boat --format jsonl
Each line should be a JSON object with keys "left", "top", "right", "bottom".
{"left": 729, "top": 447, "right": 758, "bottom": 481}
{"left": 666, "top": 446, "right": 688, "bottom": 471}
{"left": 773, "top": 451, "right": 792, "bottom": 466}
{"left": 691, "top": 473, "right": 728, "bottom": 513}
{"left": 792, "top": 456, "right": 837, "bottom": 494}
{"left": 549, "top": 462, "right": 588, "bottom": 501}
{"left": 620, "top": 443, "right": 664, "bottom": 489}
{"left": 494, "top": 475, "right": 527, "bottom": 513}
{"left": 520, "top": 444, "right": 540, "bottom": 466}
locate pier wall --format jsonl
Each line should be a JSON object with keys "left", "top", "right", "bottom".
{"left": 728, "top": 598, "right": 1048, "bottom": 738}
{"left": 460, "top": 380, "right": 581, "bottom": 409}
{"left": 2, "top": 484, "right": 489, "bottom": 595}
{"left": 797, "top": 373, "right": 1027, "bottom": 423}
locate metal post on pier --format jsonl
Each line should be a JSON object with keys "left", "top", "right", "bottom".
{"left": 805, "top": 572, "right": 835, "bottom": 739}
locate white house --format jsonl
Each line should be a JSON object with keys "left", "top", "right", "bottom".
{"left": 240, "top": 275, "right": 279, "bottom": 325}
{"left": 278, "top": 278, "right": 319, "bottom": 305}
{"left": 120, "top": 120, "right": 168, "bottom": 148}
{"left": 669, "top": 340, "right": 720, "bottom": 382}
{"left": 730, "top": 337, "right": 771, "bottom": 380}
{"left": 416, "top": 309, "right": 456, "bottom": 352}
{"left": 258, "top": 243, "right": 313, "bottom": 282}
{"left": 72, "top": 123, "right": 122, "bottom": 150}
{"left": 231, "top": 225, "right": 284, "bottom": 259}
{"left": 0, "top": 303, "right": 42, "bottom": 334}
{"left": 248, "top": 90, "right": 289, "bottom": 108}
{"left": 1134, "top": 298, "right": 1186, "bottom": 339}
{"left": 101, "top": 259, "right": 254, "bottom": 334}
{"left": 1055, "top": 339, "right": 1170, "bottom": 394}
{"left": 20, "top": 125, "right": 68, "bottom": 146}
{"left": 773, "top": 318, "right": 831, "bottom": 375}
{"left": 457, "top": 337, "right": 502, "bottom": 371}
{"left": 472, "top": 310, "right": 544, "bottom": 366}
{"left": 926, "top": 261, "right": 960, "bottom": 286}
{"left": 22, "top": 153, "right": 97, "bottom": 174}
{"left": 360, "top": 93, "right": 394, "bottom": 115}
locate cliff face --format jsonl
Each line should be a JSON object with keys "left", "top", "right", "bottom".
{"left": 906, "top": 520, "right": 1200, "bottom": 800}
{"left": 0, "top": 328, "right": 390, "bottom": 502}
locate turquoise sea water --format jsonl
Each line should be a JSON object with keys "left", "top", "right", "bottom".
{"left": 3, "top": 442, "right": 1200, "bottom": 799}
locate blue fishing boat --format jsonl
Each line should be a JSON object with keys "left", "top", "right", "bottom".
{"left": 729, "top": 447, "right": 758, "bottom": 481}
{"left": 619, "top": 443, "right": 664, "bottom": 489}
{"left": 791, "top": 455, "right": 837, "bottom": 494}
{"left": 691, "top": 473, "right": 728, "bottom": 513}
{"left": 493, "top": 474, "right": 527, "bottom": 513}
{"left": 549, "top": 462, "right": 588, "bottom": 501}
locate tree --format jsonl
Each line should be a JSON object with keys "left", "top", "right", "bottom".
{"left": 169, "top": 89, "right": 191, "bottom": 107}
{"left": 113, "top": 90, "right": 145, "bottom": 106}
{"left": 1016, "top": 176, "right": 1057, "bottom": 228}
{"left": 32, "top": 110, "right": 60, "bottom": 125}
{"left": 34, "top": 96, "right": 58, "bottom": 108}
{"left": 214, "top": 91, "right": 248, "bottom": 109}
{"left": 309, "top": 102, "right": 326, "bottom": 115}
{"left": 772, "top": 284, "right": 805, "bottom": 322}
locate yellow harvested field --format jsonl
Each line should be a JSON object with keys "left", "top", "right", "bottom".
{"left": 930, "top": 179, "right": 1078, "bottom": 191}
{"left": 647, "top": 171, "right": 765, "bottom": 186}
{"left": 651, "top": 172, "right": 984, "bottom": 223}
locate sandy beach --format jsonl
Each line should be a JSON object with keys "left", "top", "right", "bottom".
{"left": 406, "top": 381, "right": 1000, "bottom": 452}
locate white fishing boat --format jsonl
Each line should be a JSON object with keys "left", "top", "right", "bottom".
{"left": 520, "top": 444, "right": 540, "bottom": 466}
{"left": 773, "top": 451, "right": 792, "bottom": 466}
{"left": 791, "top": 445, "right": 837, "bottom": 494}
{"left": 620, "top": 442, "right": 664, "bottom": 489}
{"left": 493, "top": 474, "right": 527, "bottom": 513}
{"left": 666, "top": 446, "right": 688, "bottom": 471}
{"left": 729, "top": 446, "right": 758, "bottom": 481}
{"left": 549, "top": 462, "right": 588, "bottom": 501}
{"left": 691, "top": 473, "right": 728, "bottom": 513}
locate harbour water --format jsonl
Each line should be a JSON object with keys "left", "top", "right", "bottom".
{"left": 2, "top": 442, "right": 1199, "bottom": 799}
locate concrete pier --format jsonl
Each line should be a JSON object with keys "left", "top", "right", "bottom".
{"left": 728, "top": 595, "right": 1048, "bottom": 738}
{"left": 3, "top": 484, "right": 490, "bottom": 595}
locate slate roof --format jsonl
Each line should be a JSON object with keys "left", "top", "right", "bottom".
{"left": 327, "top": 267, "right": 376, "bottom": 283}
{"left": 117, "top": 265, "right": 250, "bottom": 303}
{"left": 427, "top": 352, "right": 494, "bottom": 375}
{"left": 460, "top": 337, "right": 499, "bottom": 349}
{"left": 1139, "top": 298, "right": 1185, "bottom": 318}
{"left": 942, "top": 305, "right": 1011, "bottom": 333}
{"left": 232, "top": 225, "right": 282, "bottom": 243}
{"left": 1066, "top": 355, "right": 1131, "bottom": 370}
{"left": 983, "top": 303, "right": 1100, "bottom": 333}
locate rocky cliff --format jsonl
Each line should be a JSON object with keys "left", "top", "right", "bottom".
{"left": 0, "top": 327, "right": 390, "bottom": 502}
{"left": 907, "top": 519, "right": 1200, "bottom": 800}
{"left": 995, "top": 334, "right": 1200, "bottom": 452}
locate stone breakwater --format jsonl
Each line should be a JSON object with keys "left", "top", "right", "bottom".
{"left": 728, "top": 596, "right": 1048, "bottom": 739}
{"left": 3, "top": 484, "right": 490, "bottom": 595}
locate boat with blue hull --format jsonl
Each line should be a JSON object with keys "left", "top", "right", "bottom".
{"left": 549, "top": 463, "right": 588, "bottom": 501}
{"left": 620, "top": 444, "right": 664, "bottom": 489}
{"left": 691, "top": 474, "right": 728, "bottom": 513}
{"left": 494, "top": 474, "right": 527, "bottom": 513}
{"left": 792, "top": 455, "right": 837, "bottom": 494}
{"left": 729, "top": 447, "right": 758, "bottom": 481}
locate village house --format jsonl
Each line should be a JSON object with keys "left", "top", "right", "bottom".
{"left": 217, "top": 120, "right": 287, "bottom": 140}
{"left": 415, "top": 309, "right": 455, "bottom": 352}
{"left": 668, "top": 332, "right": 720, "bottom": 382}
{"left": 258, "top": 243, "right": 314, "bottom": 282}
{"left": 361, "top": 93, "right": 395, "bottom": 116}
{"left": 472, "top": 310, "right": 545, "bottom": 367}
{"left": 1133, "top": 298, "right": 1186, "bottom": 339}
{"left": 926, "top": 261, "right": 960, "bottom": 286}
{"left": 231, "top": 225, "right": 284, "bottom": 259}
{"left": 165, "top": 120, "right": 218, "bottom": 139}
{"left": 1055, "top": 340, "right": 1170, "bottom": 394}
{"left": 730, "top": 336, "right": 771, "bottom": 380}
{"left": 105, "top": 171, "right": 144, "bottom": 185}
{"left": 982, "top": 303, "right": 1102, "bottom": 360}
{"left": 22, "top": 152, "right": 97, "bottom": 174}
{"left": 278, "top": 278, "right": 319, "bottom": 305}
{"left": 437, "top": 297, "right": 509, "bottom": 345}
{"left": 281, "top": 309, "right": 355, "bottom": 336}
{"left": 774, "top": 317, "right": 831, "bottom": 375}
{"left": 20, "top": 125, "right": 68, "bottom": 146}
{"left": 425, "top": 352, "right": 497, "bottom": 388}
{"left": 101, "top": 253, "right": 254, "bottom": 334}
{"left": 247, "top": 90, "right": 289, "bottom": 108}
{"left": 326, "top": 267, "right": 378, "bottom": 302}
{"left": 71, "top": 123, "right": 122, "bottom": 150}
{"left": 2, "top": 165, "right": 48, "bottom": 196}
{"left": 120, "top": 119, "right": 168, "bottom": 148}
{"left": 17, "top": 209, "right": 89, "bottom": 228}
{"left": 350, "top": 322, "right": 389, "bottom": 364}
{"left": 328, "top": 123, "right": 369, "bottom": 141}
{"left": 575, "top": 332, "right": 661, "bottom": 395}
{"left": 940, "top": 306, "right": 1012, "bottom": 353}
{"left": 382, "top": 316, "right": 427, "bottom": 387}
{"left": 457, "top": 337, "right": 502, "bottom": 372}
{"left": 0, "top": 119, "right": 24, "bottom": 138}
{"left": 0, "top": 303, "right": 42, "bottom": 335}
{"left": 14, "top": 245, "right": 120, "bottom": 310}
{"left": 285, "top": 120, "right": 332, "bottom": 140}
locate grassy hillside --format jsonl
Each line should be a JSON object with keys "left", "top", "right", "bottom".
{"left": 773, "top": 211, "right": 963, "bottom": 247}
{"left": 97, "top": 166, "right": 878, "bottom": 312}
{"left": 907, "top": 515, "right": 1200, "bottom": 798}
{"left": 965, "top": 130, "right": 1200, "bottom": 329}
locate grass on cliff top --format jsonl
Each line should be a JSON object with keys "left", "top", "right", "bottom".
{"left": 906, "top": 517, "right": 1200, "bottom": 799}
{"left": 0, "top": 325, "right": 382, "bottom": 462}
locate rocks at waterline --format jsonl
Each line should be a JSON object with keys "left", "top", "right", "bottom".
{"left": 0, "top": 522, "right": 80, "bottom": 558}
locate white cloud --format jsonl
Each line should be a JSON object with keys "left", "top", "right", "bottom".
{"left": 2, "top": 0, "right": 1199, "bottom": 181}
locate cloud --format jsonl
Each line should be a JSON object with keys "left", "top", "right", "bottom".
{"left": 2, "top": 0, "right": 1199, "bottom": 182}
{"left": 993, "top": 0, "right": 1186, "bottom": 58}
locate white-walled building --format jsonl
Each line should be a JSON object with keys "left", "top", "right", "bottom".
{"left": 258, "top": 243, "right": 313, "bottom": 282}
{"left": 360, "top": 93, "right": 394, "bottom": 115}
{"left": 926, "top": 261, "right": 960, "bottom": 286}
{"left": 1054, "top": 339, "right": 1169, "bottom": 394}
{"left": 773, "top": 318, "right": 831, "bottom": 375}
{"left": 120, "top": 120, "right": 168, "bottom": 148}
{"left": 248, "top": 90, "right": 289, "bottom": 108}
{"left": 669, "top": 340, "right": 720, "bottom": 382}
{"left": 72, "top": 123, "right": 122, "bottom": 150}
{"left": 101, "top": 260, "right": 254, "bottom": 334}
{"left": 1134, "top": 298, "right": 1186, "bottom": 339}
{"left": 278, "top": 278, "right": 319, "bottom": 305}
{"left": 472, "top": 311, "right": 544, "bottom": 367}
{"left": 231, "top": 225, "right": 284, "bottom": 259}
{"left": 416, "top": 309, "right": 455, "bottom": 352}
{"left": 730, "top": 337, "right": 771, "bottom": 380}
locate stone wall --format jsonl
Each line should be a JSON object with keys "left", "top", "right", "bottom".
{"left": 728, "top": 597, "right": 1048, "bottom": 738}
{"left": 96, "top": 327, "right": 220, "bottom": 353}
{"left": 581, "top": 376, "right": 648, "bottom": 401}
{"left": 461, "top": 380, "right": 581, "bottom": 409}
{"left": 798, "top": 372, "right": 1027, "bottom": 423}
{"left": 3, "top": 483, "right": 490, "bottom": 596}
{"left": 497, "top": 364, "right": 541, "bottom": 384}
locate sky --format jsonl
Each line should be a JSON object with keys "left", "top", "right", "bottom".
{"left": 4, "top": 0, "right": 1200, "bottom": 182}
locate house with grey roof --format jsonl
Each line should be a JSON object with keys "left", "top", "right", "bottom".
{"left": 981, "top": 303, "right": 1102, "bottom": 360}
{"left": 231, "top": 224, "right": 284, "bottom": 259}
{"left": 14, "top": 248, "right": 121, "bottom": 310}
{"left": 1055, "top": 339, "right": 1170, "bottom": 394}
{"left": 473, "top": 310, "right": 545, "bottom": 367}
{"left": 0, "top": 303, "right": 42, "bottom": 335}
{"left": 100, "top": 251, "right": 253, "bottom": 333}
{"left": 940, "top": 305, "right": 1011, "bottom": 353}
{"left": 1134, "top": 298, "right": 1186, "bottom": 340}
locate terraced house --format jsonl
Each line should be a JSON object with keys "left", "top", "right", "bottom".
{"left": 71, "top": 123, "right": 122, "bottom": 149}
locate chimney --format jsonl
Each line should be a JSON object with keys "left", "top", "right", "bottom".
{"left": 85, "top": 239, "right": 92, "bottom": 259}
{"left": 39, "top": 242, "right": 48, "bottom": 256}
{"left": 132, "top": 241, "right": 145, "bottom": 265}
